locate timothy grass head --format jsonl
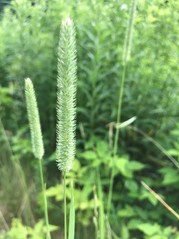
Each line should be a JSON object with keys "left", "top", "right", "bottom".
{"left": 25, "top": 78, "right": 44, "bottom": 160}
{"left": 56, "top": 17, "right": 77, "bottom": 173}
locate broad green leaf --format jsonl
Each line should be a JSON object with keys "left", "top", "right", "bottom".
{"left": 46, "top": 185, "right": 63, "bottom": 201}
{"left": 121, "top": 223, "right": 129, "bottom": 239}
{"left": 125, "top": 180, "right": 138, "bottom": 192}
{"left": 115, "top": 157, "right": 132, "bottom": 178}
{"left": 81, "top": 151, "right": 97, "bottom": 160}
{"left": 140, "top": 190, "right": 158, "bottom": 205}
{"left": 137, "top": 223, "right": 160, "bottom": 236}
{"left": 167, "top": 149, "right": 179, "bottom": 156}
{"left": 160, "top": 167, "right": 179, "bottom": 185}
{"left": 128, "top": 161, "right": 145, "bottom": 171}
{"left": 128, "top": 219, "right": 143, "bottom": 230}
{"left": 118, "top": 205, "right": 135, "bottom": 217}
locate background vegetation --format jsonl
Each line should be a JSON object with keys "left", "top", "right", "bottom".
{"left": 0, "top": 0, "right": 179, "bottom": 238}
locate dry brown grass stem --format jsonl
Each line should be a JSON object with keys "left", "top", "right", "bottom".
{"left": 141, "top": 181, "right": 179, "bottom": 220}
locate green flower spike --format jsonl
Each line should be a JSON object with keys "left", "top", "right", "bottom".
{"left": 25, "top": 78, "right": 44, "bottom": 160}
{"left": 56, "top": 17, "right": 77, "bottom": 172}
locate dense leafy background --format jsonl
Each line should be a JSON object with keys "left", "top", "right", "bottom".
{"left": 0, "top": 0, "right": 179, "bottom": 238}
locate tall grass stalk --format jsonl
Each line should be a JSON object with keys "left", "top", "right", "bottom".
{"left": 107, "top": 0, "right": 137, "bottom": 216}
{"left": 25, "top": 78, "right": 51, "bottom": 239}
{"left": 142, "top": 181, "right": 179, "bottom": 220}
{"left": 68, "top": 181, "right": 75, "bottom": 239}
{"left": 64, "top": 173, "right": 67, "bottom": 239}
{"left": 93, "top": 185, "right": 99, "bottom": 239}
{"left": 56, "top": 17, "right": 77, "bottom": 239}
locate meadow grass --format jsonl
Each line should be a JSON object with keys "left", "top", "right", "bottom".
{"left": 25, "top": 0, "right": 136, "bottom": 239}
{"left": 23, "top": 1, "right": 179, "bottom": 238}
{"left": 25, "top": 17, "right": 77, "bottom": 239}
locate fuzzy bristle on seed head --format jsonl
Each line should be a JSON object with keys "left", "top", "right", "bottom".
{"left": 25, "top": 78, "right": 44, "bottom": 160}
{"left": 56, "top": 18, "right": 77, "bottom": 172}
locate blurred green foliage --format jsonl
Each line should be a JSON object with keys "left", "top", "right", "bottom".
{"left": 0, "top": 0, "right": 179, "bottom": 238}
{"left": 0, "top": 219, "right": 58, "bottom": 239}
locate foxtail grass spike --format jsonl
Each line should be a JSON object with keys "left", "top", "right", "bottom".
{"left": 56, "top": 17, "right": 77, "bottom": 172}
{"left": 25, "top": 78, "right": 44, "bottom": 160}
{"left": 25, "top": 78, "right": 51, "bottom": 239}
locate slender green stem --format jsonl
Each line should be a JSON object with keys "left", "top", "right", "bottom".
{"left": 93, "top": 185, "right": 99, "bottom": 239}
{"left": 38, "top": 159, "right": 51, "bottom": 239}
{"left": 113, "top": 63, "right": 126, "bottom": 157}
{"left": 64, "top": 173, "right": 67, "bottom": 239}
{"left": 107, "top": 63, "right": 126, "bottom": 217}
{"left": 107, "top": 0, "right": 137, "bottom": 217}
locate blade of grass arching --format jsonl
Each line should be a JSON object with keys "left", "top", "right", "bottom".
{"left": 107, "top": 0, "right": 137, "bottom": 217}
{"left": 0, "top": 209, "right": 9, "bottom": 231}
{"left": 68, "top": 181, "right": 75, "bottom": 239}
{"left": 97, "top": 171, "right": 105, "bottom": 239}
{"left": 129, "top": 126, "right": 179, "bottom": 170}
{"left": 15, "top": 162, "right": 35, "bottom": 225}
{"left": 106, "top": 218, "right": 121, "bottom": 239}
{"left": 141, "top": 181, "right": 179, "bottom": 220}
{"left": 0, "top": 117, "right": 35, "bottom": 226}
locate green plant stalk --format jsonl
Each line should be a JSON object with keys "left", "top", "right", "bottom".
{"left": 107, "top": 64, "right": 126, "bottom": 216}
{"left": 38, "top": 159, "right": 51, "bottom": 239}
{"left": 68, "top": 180, "right": 75, "bottom": 239}
{"left": 64, "top": 173, "right": 67, "bottom": 239}
{"left": 93, "top": 185, "right": 99, "bottom": 239}
{"left": 107, "top": 0, "right": 137, "bottom": 217}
